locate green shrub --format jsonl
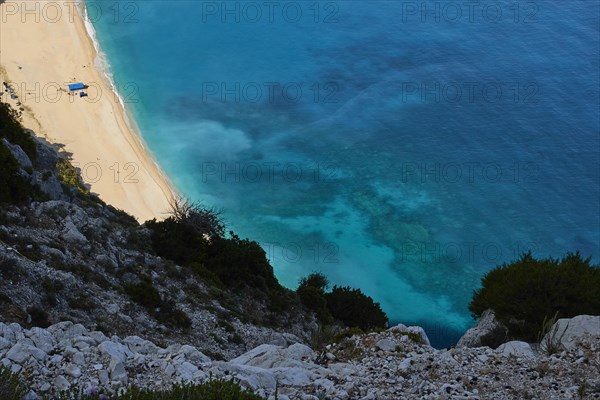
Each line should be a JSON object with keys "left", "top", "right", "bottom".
{"left": 146, "top": 217, "right": 208, "bottom": 266}
{"left": 0, "top": 102, "right": 46, "bottom": 205}
{"left": 158, "top": 299, "right": 192, "bottom": 329}
{"left": 0, "top": 365, "right": 29, "bottom": 399}
{"left": 298, "top": 272, "right": 329, "bottom": 292}
{"left": 0, "top": 102, "right": 36, "bottom": 160}
{"left": 469, "top": 251, "right": 600, "bottom": 342}
{"left": 124, "top": 281, "right": 162, "bottom": 310}
{"left": 203, "top": 233, "right": 279, "bottom": 291}
{"left": 297, "top": 285, "right": 331, "bottom": 323}
{"left": 27, "top": 305, "right": 50, "bottom": 328}
{"left": 50, "top": 377, "right": 262, "bottom": 399}
{"left": 325, "top": 286, "right": 388, "bottom": 331}
{"left": 57, "top": 158, "right": 89, "bottom": 195}
{"left": 124, "top": 280, "right": 191, "bottom": 329}
{"left": 0, "top": 141, "right": 40, "bottom": 204}
{"left": 147, "top": 194, "right": 281, "bottom": 294}
{"left": 0, "top": 258, "right": 24, "bottom": 279}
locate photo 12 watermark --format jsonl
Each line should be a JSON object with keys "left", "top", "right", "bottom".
{"left": 198, "top": 1, "right": 340, "bottom": 23}
{"left": 398, "top": 2, "right": 538, "bottom": 24}
{"left": 0, "top": 1, "right": 140, "bottom": 24}
{"left": 398, "top": 81, "right": 539, "bottom": 104}
{"left": 398, "top": 161, "right": 540, "bottom": 184}
{"left": 262, "top": 241, "right": 340, "bottom": 264}
{"left": 398, "top": 240, "right": 539, "bottom": 264}
{"left": 67, "top": 161, "right": 140, "bottom": 184}
{"left": 199, "top": 81, "right": 340, "bottom": 104}
{"left": 199, "top": 162, "right": 340, "bottom": 184}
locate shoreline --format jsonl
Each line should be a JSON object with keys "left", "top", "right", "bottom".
{"left": 0, "top": 1, "right": 177, "bottom": 221}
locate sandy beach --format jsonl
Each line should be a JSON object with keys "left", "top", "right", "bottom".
{"left": 0, "top": 1, "right": 175, "bottom": 221}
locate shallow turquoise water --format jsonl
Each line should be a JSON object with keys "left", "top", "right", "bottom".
{"left": 91, "top": 0, "right": 599, "bottom": 347}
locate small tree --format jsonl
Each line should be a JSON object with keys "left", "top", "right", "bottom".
{"left": 470, "top": 251, "right": 600, "bottom": 342}
{"left": 325, "top": 286, "right": 388, "bottom": 331}
{"left": 298, "top": 272, "right": 329, "bottom": 292}
{"left": 168, "top": 196, "right": 225, "bottom": 238}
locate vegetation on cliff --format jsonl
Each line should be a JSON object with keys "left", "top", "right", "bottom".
{"left": 470, "top": 251, "right": 600, "bottom": 341}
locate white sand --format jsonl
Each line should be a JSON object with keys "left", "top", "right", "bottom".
{"left": 0, "top": 1, "right": 176, "bottom": 221}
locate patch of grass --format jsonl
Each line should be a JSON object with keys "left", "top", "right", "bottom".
{"left": 395, "top": 331, "right": 423, "bottom": 344}
{"left": 230, "top": 333, "right": 245, "bottom": 345}
{"left": 57, "top": 158, "right": 89, "bottom": 195}
{"left": 48, "top": 377, "right": 263, "bottom": 399}
{"left": 538, "top": 311, "right": 568, "bottom": 355}
{"left": 0, "top": 365, "right": 29, "bottom": 399}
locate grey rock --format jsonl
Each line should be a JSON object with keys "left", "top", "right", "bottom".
{"left": 0, "top": 337, "right": 11, "bottom": 351}
{"left": 54, "top": 375, "right": 70, "bottom": 391}
{"left": 109, "top": 358, "right": 128, "bottom": 383}
{"left": 98, "top": 340, "right": 132, "bottom": 364}
{"left": 375, "top": 338, "right": 398, "bottom": 352}
{"left": 496, "top": 341, "right": 536, "bottom": 358}
{"left": 174, "top": 361, "right": 198, "bottom": 381}
{"left": 65, "top": 364, "right": 82, "bottom": 378}
{"left": 542, "top": 315, "right": 600, "bottom": 351}
{"left": 177, "top": 344, "right": 210, "bottom": 363}
{"left": 27, "top": 327, "right": 55, "bottom": 354}
{"left": 2, "top": 139, "right": 32, "bottom": 169}
{"left": 6, "top": 343, "right": 47, "bottom": 363}
{"left": 457, "top": 309, "right": 508, "bottom": 348}
{"left": 61, "top": 221, "right": 88, "bottom": 244}
{"left": 389, "top": 324, "right": 430, "bottom": 346}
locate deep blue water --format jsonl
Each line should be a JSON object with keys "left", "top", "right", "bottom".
{"left": 90, "top": 0, "right": 600, "bottom": 348}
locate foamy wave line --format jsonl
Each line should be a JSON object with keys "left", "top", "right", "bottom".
{"left": 75, "top": 1, "right": 179, "bottom": 200}
{"left": 77, "top": 0, "right": 155, "bottom": 158}
{"left": 77, "top": 1, "right": 129, "bottom": 119}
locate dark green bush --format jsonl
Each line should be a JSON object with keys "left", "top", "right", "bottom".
{"left": 124, "top": 280, "right": 191, "bottom": 329}
{"left": 27, "top": 305, "right": 50, "bottom": 328}
{"left": 148, "top": 212, "right": 281, "bottom": 294}
{"left": 124, "top": 281, "right": 162, "bottom": 310}
{"left": 146, "top": 217, "right": 208, "bottom": 266}
{"left": 325, "top": 286, "right": 388, "bottom": 331}
{"left": 298, "top": 272, "right": 329, "bottom": 292}
{"left": 297, "top": 285, "right": 331, "bottom": 323}
{"left": 0, "top": 141, "right": 41, "bottom": 204}
{"left": 0, "top": 102, "right": 36, "bottom": 160}
{"left": 296, "top": 273, "right": 388, "bottom": 331}
{"left": 158, "top": 299, "right": 192, "bottom": 329}
{"left": 469, "top": 251, "right": 600, "bottom": 342}
{"left": 0, "top": 102, "right": 46, "bottom": 205}
{"left": 0, "top": 365, "right": 29, "bottom": 399}
{"left": 203, "top": 233, "right": 279, "bottom": 291}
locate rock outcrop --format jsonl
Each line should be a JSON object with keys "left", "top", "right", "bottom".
{"left": 1, "top": 317, "right": 599, "bottom": 399}
{"left": 457, "top": 309, "right": 508, "bottom": 348}
{"left": 541, "top": 314, "right": 600, "bottom": 351}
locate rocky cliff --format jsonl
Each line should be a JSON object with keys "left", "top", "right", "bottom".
{"left": 1, "top": 316, "right": 599, "bottom": 399}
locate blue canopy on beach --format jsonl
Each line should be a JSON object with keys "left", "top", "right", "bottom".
{"left": 68, "top": 83, "right": 85, "bottom": 91}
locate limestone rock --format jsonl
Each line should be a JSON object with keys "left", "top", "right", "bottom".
{"left": 496, "top": 341, "right": 535, "bottom": 358}
{"left": 375, "top": 338, "right": 398, "bottom": 352}
{"left": 541, "top": 315, "right": 600, "bottom": 351}
{"left": 457, "top": 309, "right": 508, "bottom": 348}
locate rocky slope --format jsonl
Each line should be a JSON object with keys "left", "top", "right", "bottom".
{"left": 1, "top": 316, "right": 599, "bottom": 399}
{"left": 0, "top": 121, "right": 316, "bottom": 362}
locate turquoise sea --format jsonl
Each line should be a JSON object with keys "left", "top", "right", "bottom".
{"left": 90, "top": 0, "right": 599, "bottom": 347}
